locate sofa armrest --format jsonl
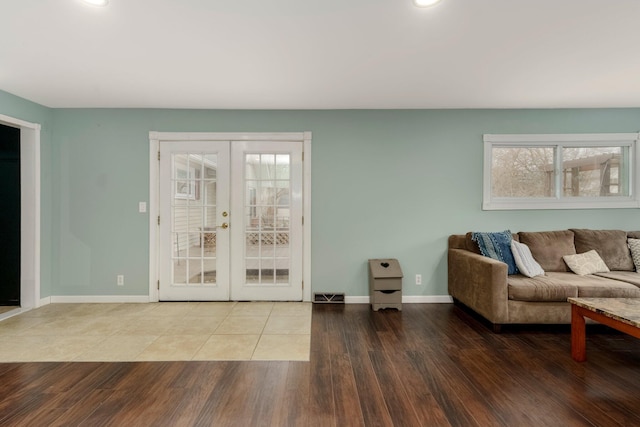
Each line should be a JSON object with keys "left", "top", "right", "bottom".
{"left": 448, "top": 248, "right": 509, "bottom": 324}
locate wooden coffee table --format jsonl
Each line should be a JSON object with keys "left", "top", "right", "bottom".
{"left": 568, "top": 297, "right": 640, "bottom": 362}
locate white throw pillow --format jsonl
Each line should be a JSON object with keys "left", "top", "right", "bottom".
{"left": 510, "top": 240, "right": 545, "bottom": 278}
{"left": 628, "top": 238, "right": 640, "bottom": 271}
{"left": 563, "top": 250, "right": 610, "bottom": 276}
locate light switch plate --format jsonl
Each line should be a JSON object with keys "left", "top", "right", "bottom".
{"left": 139, "top": 202, "right": 147, "bottom": 213}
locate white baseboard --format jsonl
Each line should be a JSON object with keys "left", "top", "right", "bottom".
{"left": 345, "top": 295, "right": 453, "bottom": 304}
{"left": 50, "top": 295, "right": 151, "bottom": 303}
{"left": 345, "top": 296, "right": 370, "bottom": 304}
{"left": 36, "top": 295, "right": 453, "bottom": 305}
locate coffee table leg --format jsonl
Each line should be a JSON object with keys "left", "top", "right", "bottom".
{"left": 571, "top": 305, "right": 587, "bottom": 362}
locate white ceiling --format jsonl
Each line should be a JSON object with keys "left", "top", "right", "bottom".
{"left": 2, "top": 0, "right": 640, "bottom": 109}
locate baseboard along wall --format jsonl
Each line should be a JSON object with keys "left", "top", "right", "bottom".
{"left": 31, "top": 295, "right": 453, "bottom": 306}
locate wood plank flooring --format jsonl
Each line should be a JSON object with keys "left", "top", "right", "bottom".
{"left": 1, "top": 303, "right": 639, "bottom": 426}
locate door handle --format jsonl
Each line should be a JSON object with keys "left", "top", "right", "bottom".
{"left": 218, "top": 223, "right": 229, "bottom": 229}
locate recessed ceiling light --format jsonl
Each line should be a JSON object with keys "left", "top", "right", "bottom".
{"left": 82, "top": 0, "right": 109, "bottom": 6}
{"left": 413, "top": 0, "right": 442, "bottom": 7}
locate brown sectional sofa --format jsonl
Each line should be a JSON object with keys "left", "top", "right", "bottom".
{"left": 448, "top": 229, "right": 640, "bottom": 332}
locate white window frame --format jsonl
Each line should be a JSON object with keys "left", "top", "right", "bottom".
{"left": 483, "top": 133, "right": 640, "bottom": 210}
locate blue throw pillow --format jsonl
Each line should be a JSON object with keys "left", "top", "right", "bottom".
{"left": 471, "top": 230, "right": 520, "bottom": 275}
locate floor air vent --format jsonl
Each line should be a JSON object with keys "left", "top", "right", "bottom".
{"left": 313, "top": 293, "right": 345, "bottom": 303}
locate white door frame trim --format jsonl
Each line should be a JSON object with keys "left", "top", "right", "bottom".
{"left": 0, "top": 113, "right": 41, "bottom": 310}
{"left": 148, "top": 131, "right": 312, "bottom": 302}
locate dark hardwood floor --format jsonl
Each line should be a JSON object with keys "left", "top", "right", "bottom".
{"left": 1, "top": 303, "right": 639, "bottom": 426}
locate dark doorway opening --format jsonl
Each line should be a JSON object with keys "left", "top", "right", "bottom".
{"left": 0, "top": 123, "right": 20, "bottom": 306}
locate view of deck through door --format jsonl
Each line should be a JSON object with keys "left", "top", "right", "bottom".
{"left": 158, "top": 139, "right": 303, "bottom": 301}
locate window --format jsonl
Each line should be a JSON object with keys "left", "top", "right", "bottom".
{"left": 483, "top": 133, "right": 640, "bottom": 210}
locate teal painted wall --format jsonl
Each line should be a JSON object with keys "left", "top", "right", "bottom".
{"left": 50, "top": 108, "right": 640, "bottom": 298}
{"left": 2, "top": 90, "right": 640, "bottom": 299}
{"left": 0, "top": 90, "right": 54, "bottom": 298}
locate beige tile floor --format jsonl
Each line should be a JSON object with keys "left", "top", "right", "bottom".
{"left": 0, "top": 306, "right": 18, "bottom": 316}
{"left": 0, "top": 302, "right": 311, "bottom": 362}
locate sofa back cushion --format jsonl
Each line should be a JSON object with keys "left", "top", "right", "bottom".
{"left": 627, "top": 231, "right": 640, "bottom": 239}
{"left": 518, "top": 230, "right": 576, "bottom": 272}
{"left": 570, "top": 229, "right": 634, "bottom": 271}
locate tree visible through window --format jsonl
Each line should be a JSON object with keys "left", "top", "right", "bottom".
{"left": 483, "top": 134, "right": 638, "bottom": 210}
{"left": 491, "top": 147, "right": 554, "bottom": 198}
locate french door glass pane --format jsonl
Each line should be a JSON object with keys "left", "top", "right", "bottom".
{"left": 244, "top": 153, "right": 291, "bottom": 285}
{"left": 189, "top": 259, "right": 203, "bottom": 284}
{"left": 173, "top": 259, "right": 186, "bottom": 285}
{"left": 172, "top": 153, "right": 217, "bottom": 285}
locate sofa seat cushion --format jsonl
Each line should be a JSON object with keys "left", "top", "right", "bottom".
{"left": 571, "top": 229, "right": 635, "bottom": 271}
{"left": 508, "top": 273, "right": 578, "bottom": 302}
{"left": 594, "top": 271, "right": 640, "bottom": 287}
{"left": 574, "top": 275, "right": 640, "bottom": 298}
{"left": 507, "top": 271, "right": 640, "bottom": 302}
{"left": 518, "top": 230, "right": 576, "bottom": 272}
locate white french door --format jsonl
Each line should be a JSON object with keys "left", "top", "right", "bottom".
{"left": 230, "top": 141, "right": 303, "bottom": 301}
{"left": 158, "top": 139, "right": 303, "bottom": 301}
{"left": 159, "top": 141, "right": 230, "bottom": 301}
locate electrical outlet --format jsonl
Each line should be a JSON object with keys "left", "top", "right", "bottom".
{"left": 415, "top": 274, "right": 422, "bottom": 285}
{"left": 117, "top": 275, "right": 124, "bottom": 286}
